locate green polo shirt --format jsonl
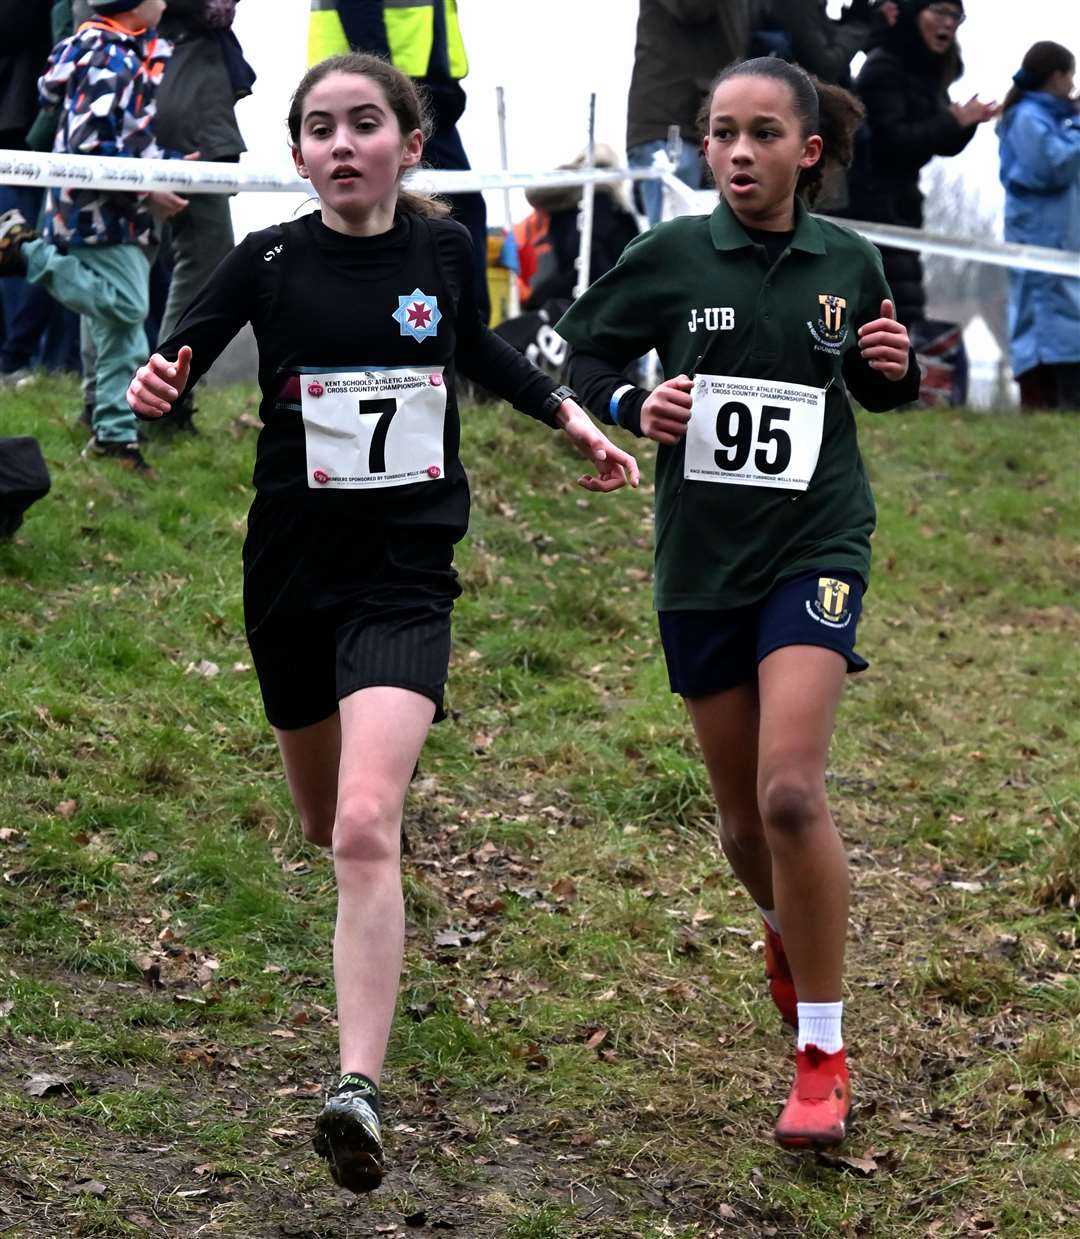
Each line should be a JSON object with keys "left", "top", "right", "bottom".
{"left": 557, "top": 197, "right": 913, "bottom": 611}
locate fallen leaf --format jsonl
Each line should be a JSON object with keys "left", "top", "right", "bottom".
{"left": 134, "top": 955, "right": 163, "bottom": 988}
{"left": 550, "top": 876, "right": 577, "bottom": 901}
{"left": 583, "top": 1027, "right": 609, "bottom": 1051}
{"left": 55, "top": 799, "right": 77, "bottom": 820}
{"left": 185, "top": 659, "right": 220, "bottom": 678}
{"left": 25, "top": 1073, "right": 74, "bottom": 1098}
{"left": 68, "top": 1180, "right": 107, "bottom": 1197}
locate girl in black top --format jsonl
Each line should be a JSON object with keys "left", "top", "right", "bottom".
{"left": 126, "top": 52, "right": 638, "bottom": 1195}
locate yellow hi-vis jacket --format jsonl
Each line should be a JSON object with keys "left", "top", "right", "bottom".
{"left": 308, "top": 1, "right": 469, "bottom": 79}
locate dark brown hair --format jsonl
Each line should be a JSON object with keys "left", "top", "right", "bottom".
{"left": 287, "top": 52, "right": 449, "bottom": 218}
{"left": 697, "top": 57, "right": 865, "bottom": 205}
{"left": 1001, "top": 41, "right": 1075, "bottom": 116}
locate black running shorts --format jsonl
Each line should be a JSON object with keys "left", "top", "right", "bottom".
{"left": 245, "top": 530, "right": 460, "bottom": 731}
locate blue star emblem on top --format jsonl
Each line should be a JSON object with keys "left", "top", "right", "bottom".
{"left": 393, "top": 288, "right": 442, "bottom": 342}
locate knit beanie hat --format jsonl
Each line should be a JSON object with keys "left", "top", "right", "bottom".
{"left": 91, "top": 1, "right": 145, "bottom": 15}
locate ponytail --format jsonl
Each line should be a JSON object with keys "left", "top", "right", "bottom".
{"left": 698, "top": 58, "right": 865, "bottom": 206}
{"left": 1000, "top": 41, "right": 1075, "bottom": 117}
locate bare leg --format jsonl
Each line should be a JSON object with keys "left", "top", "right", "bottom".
{"left": 331, "top": 687, "right": 434, "bottom": 1081}
{"left": 684, "top": 683, "right": 773, "bottom": 910}
{"left": 274, "top": 713, "right": 342, "bottom": 849}
{"left": 756, "top": 645, "right": 849, "bottom": 1003}
{"left": 273, "top": 688, "right": 433, "bottom": 1081}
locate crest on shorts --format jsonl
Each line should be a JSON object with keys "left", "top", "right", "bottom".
{"left": 393, "top": 288, "right": 442, "bottom": 342}
{"left": 817, "top": 293, "right": 847, "bottom": 341}
{"left": 815, "top": 577, "right": 851, "bottom": 622}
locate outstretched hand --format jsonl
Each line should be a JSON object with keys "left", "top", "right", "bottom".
{"left": 127, "top": 345, "right": 193, "bottom": 418}
{"left": 950, "top": 95, "right": 997, "bottom": 127}
{"left": 556, "top": 399, "right": 640, "bottom": 493}
{"left": 857, "top": 300, "right": 910, "bottom": 381}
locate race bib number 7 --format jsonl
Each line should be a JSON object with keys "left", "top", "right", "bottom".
{"left": 301, "top": 367, "right": 447, "bottom": 490}
{"left": 684, "top": 374, "right": 825, "bottom": 491}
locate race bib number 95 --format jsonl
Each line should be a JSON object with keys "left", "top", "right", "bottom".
{"left": 684, "top": 374, "right": 825, "bottom": 491}
{"left": 302, "top": 366, "right": 447, "bottom": 490}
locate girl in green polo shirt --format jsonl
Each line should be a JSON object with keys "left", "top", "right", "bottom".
{"left": 558, "top": 56, "right": 919, "bottom": 1149}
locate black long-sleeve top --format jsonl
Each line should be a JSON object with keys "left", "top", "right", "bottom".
{"left": 153, "top": 209, "right": 560, "bottom": 537}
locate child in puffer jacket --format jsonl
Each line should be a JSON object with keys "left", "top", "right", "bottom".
{"left": 0, "top": 0, "right": 192, "bottom": 476}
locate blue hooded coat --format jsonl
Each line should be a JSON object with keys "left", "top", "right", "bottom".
{"left": 997, "top": 91, "right": 1080, "bottom": 375}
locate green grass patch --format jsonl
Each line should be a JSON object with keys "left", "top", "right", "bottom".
{"left": 1, "top": 380, "right": 1078, "bottom": 1236}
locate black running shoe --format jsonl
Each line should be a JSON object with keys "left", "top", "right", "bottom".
{"left": 0, "top": 209, "right": 37, "bottom": 277}
{"left": 81, "top": 436, "right": 156, "bottom": 478}
{"left": 313, "top": 1077, "right": 385, "bottom": 1194}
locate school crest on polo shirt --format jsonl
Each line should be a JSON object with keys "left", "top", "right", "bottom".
{"left": 393, "top": 288, "right": 442, "bottom": 341}
{"left": 806, "top": 292, "right": 849, "bottom": 355}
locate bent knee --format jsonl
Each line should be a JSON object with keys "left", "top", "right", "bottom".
{"left": 332, "top": 792, "right": 401, "bottom": 868}
{"left": 758, "top": 771, "right": 825, "bottom": 834}
{"left": 299, "top": 809, "right": 335, "bottom": 849}
{"left": 718, "top": 811, "right": 766, "bottom": 856}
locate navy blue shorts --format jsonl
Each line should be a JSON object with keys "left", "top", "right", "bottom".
{"left": 658, "top": 569, "right": 868, "bottom": 698}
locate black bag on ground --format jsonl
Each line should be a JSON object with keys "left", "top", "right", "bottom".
{"left": 0, "top": 437, "right": 51, "bottom": 539}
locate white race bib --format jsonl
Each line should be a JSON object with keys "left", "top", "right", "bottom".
{"left": 684, "top": 374, "right": 825, "bottom": 491}
{"left": 301, "top": 367, "right": 447, "bottom": 490}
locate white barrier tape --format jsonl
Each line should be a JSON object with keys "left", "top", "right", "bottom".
{"left": 819, "top": 215, "right": 1080, "bottom": 280}
{"left": 2, "top": 149, "right": 1075, "bottom": 279}
{"left": 668, "top": 179, "right": 1080, "bottom": 280}
{"left": 0, "top": 149, "right": 653, "bottom": 197}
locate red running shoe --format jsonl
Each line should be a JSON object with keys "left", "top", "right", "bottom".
{"left": 774, "top": 1044, "right": 850, "bottom": 1148}
{"left": 764, "top": 923, "right": 797, "bottom": 1028}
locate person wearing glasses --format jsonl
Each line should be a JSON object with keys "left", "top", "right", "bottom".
{"left": 844, "top": 0, "right": 995, "bottom": 332}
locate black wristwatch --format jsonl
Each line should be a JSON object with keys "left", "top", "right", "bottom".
{"left": 539, "top": 384, "right": 577, "bottom": 422}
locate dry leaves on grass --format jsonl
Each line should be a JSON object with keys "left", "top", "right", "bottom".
{"left": 24, "top": 1073, "right": 75, "bottom": 1098}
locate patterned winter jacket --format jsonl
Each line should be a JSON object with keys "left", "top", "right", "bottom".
{"left": 38, "top": 17, "right": 177, "bottom": 249}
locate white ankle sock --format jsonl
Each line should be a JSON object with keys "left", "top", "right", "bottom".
{"left": 797, "top": 1001, "right": 844, "bottom": 1054}
{"left": 756, "top": 904, "right": 781, "bottom": 935}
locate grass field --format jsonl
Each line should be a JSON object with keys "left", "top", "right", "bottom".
{"left": 1, "top": 376, "right": 1078, "bottom": 1239}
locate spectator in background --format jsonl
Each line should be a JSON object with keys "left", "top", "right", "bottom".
{"left": 62, "top": 0, "right": 174, "bottom": 426}
{"left": 0, "top": 0, "right": 79, "bottom": 384}
{"left": 626, "top": 0, "right": 750, "bottom": 226}
{"left": 997, "top": 41, "right": 1080, "bottom": 413}
{"left": 308, "top": 0, "right": 490, "bottom": 323}
{"left": 748, "top": 0, "right": 896, "bottom": 89}
{"left": 513, "top": 145, "right": 640, "bottom": 312}
{"left": 845, "top": 0, "right": 995, "bottom": 329}
{"left": 0, "top": 0, "right": 193, "bottom": 477}
{"left": 148, "top": 0, "right": 255, "bottom": 433}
